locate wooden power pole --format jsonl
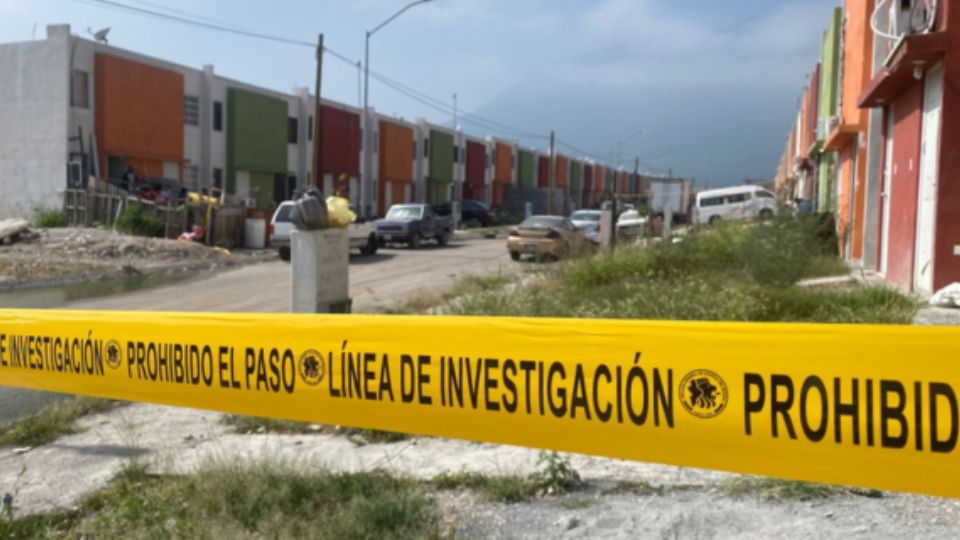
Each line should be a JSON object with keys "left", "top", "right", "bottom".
{"left": 548, "top": 130, "right": 556, "bottom": 214}
{"left": 312, "top": 33, "right": 324, "bottom": 192}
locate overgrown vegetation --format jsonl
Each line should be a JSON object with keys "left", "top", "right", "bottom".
{"left": 32, "top": 208, "right": 67, "bottom": 228}
{"left": 0, "top": 460, "right": 438, "bottom": 539}
{"left": 222, "top": 414, "right": 409, "bottom": 445}
{"left": 451, "top": 216, "right": 916, "bottom": 324}
{"left": 391, "top": 272, "right": 514, "bottom": 313}
{"left": 432, "top": 451, "right": 582, "bottom": 503}
{"left": 0, "top": 397, "right": 116, "bottom": 448}
{"left": 718, "top": 477, "right": 840, "bottom": 501}
{"left": 115, "top": 207, "right": 164, "bottom": 237}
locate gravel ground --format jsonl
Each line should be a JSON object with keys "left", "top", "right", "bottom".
{"left": 2, "top": 403, "right": 959, "bottom": 538}
{"left": 0, "top": 227, "right": 268, "bottom": 290}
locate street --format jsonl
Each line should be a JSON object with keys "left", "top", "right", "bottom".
{"left": 63, "top": 236, "right": 513, "bottom": 313}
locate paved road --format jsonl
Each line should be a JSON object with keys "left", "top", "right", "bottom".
{"left": 0, "top": 238, "right": 515, "bottom": 424}
{"left": 63, "top": 237, "right": 514, "bottom": 313}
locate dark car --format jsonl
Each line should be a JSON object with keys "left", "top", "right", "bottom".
{"left": 433, "top": 199, "right": 492, "bottom": 228}
{"left": 375, "top": 204, "right": 453, "bottom": 249}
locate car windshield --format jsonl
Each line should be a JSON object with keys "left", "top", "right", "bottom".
{"left": 570, "top": 212, "right": 600, "bottom": 222}
{"left": 387, "top": 206, "right": 423, "bottom": 219}
{"left": 273, "top": 204, "right": 293, "bottom": 223}
{"left": 521, "top": 216, "right": 565, "bottom": 229}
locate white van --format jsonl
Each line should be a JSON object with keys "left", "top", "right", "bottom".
{"left": 694, "top": 185, "right": 777, "bottom": 226}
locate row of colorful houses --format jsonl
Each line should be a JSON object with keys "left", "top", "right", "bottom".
{"left": 0, "top": 24, "right": 645, "bottom": 221}
{"left": 774, "top": 0, "right": 959, "bottom": 295}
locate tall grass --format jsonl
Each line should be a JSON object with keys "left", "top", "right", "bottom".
{"left": 453, "top": 216, "right": 916, "bottom": 324}
{"left": 33, "top": 208, "right": 68, "bottom": 228}
{"left": 2, "top": 460, "right": 437, "bottom": 538}
{"left": 115, "top": 207, "right": 164, "bottom": 237}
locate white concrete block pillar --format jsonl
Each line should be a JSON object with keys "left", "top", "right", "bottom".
{"left": 291, "top": 229, "right": 351, "bottom": 313}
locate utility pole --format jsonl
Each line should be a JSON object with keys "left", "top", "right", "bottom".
{"left": 452, "top": 93, "right": 458, "bottom": 129}
{"left": 548, "top": 130, "right": 556, "bottom": 214}
{"left": 313, "top": 33, "right": 324, "bottom": 194}
{"left": 633, "top": 156, "right": 640, "bottom": 202}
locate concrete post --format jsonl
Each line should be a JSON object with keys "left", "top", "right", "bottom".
{"left": 600, "top": 202, "right": 614, "bottom": 254}
{"left": 291, "top": 229, "right": 352, "bottom": 313}
{"left": 663, "top": 205, "right": 673, "bottom": 239}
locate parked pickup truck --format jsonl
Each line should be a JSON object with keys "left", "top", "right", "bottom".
{"left": 375, "top": 204, "right": 452, "bottom": 249}
{"left": 270, "top": 201, "right": 379, "bottom": 261}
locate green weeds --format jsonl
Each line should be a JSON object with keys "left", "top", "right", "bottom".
{"left": 0, "top": 460, "right": 437, "bottom": 539}
{"left": 0, "top": 397, "right": 117, "bottom": 448}
{"left": 452, "top": 216, "right": 915, "bottom": 324}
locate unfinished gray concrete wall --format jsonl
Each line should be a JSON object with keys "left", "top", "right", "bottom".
{"left": 0, "top": 27, "right": 70, "bottom": 219}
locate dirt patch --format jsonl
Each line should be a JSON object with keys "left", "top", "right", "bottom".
{"left": 0, "top": 227, "right": 269, "bottom": 290}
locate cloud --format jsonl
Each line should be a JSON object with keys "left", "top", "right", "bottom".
{"left": 556, "top": 0, "right": 838, "bottom": 89}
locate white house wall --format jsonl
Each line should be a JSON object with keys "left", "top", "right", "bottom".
{"left": 0, "top": 28, "right": 70, "bottom": 218}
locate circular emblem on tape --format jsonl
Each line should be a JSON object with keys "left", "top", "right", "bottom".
{"left": 298, "top": 349, "right": 325, "bottom": 386}
{"left": 105, "top": 340, "right": 123, "bottom": 370}
{"left": 679, "top": 369, "right": 728, "bottom": 419}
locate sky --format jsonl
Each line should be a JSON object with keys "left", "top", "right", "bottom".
{"left": 0, "top": 0, "right": 841, "bottom": 185}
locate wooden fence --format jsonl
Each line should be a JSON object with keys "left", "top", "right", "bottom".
{"left": 63, "top": 188, "right": 189, "bottom": 239}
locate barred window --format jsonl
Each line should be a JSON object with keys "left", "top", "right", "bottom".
{"left": 184, "top": 96, "right": 200, "bottom": 126}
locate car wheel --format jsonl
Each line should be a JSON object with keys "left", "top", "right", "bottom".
{"left": 510, "top": 251, "right": 521, "bottom": 261}
{"left": 466, "top": 218, "right": 482, "bottom": 228}
{"left": 409, "top": 234, "right": 421, "bottom": 249}
{"left": 759, "top": 209, "right": 774, "bottom": 220}
{"left": 437, "top": 230, "right": 449, "bottom": 246}
{"left": 709, "top": 215, "right": 722, "bottom": 227}
{"left": 360, "top": 234, "right": 378, "bottom": 256}
{"left": 278, "top": 246, "right": 291, "bottom": 262}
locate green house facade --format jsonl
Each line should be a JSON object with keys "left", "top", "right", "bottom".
{"left": 226, "top": 88, "right": 288, "bottom": 209}
{"left": 817, "top": 7, "right": 842, "bottom": 212}
{"left": 517, "top": 150, "right": 535, "bottom": 188}
{"left": 570, "top": 161, "right": 582, "bottom": 204}
{"left": 427, "top": 129, "right": 454, "bottom": 204}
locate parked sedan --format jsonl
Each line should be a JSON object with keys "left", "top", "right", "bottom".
{"left": 569, "top": 210, "right": 602, "bottom": 230}
{"left": 507, "top": 215, "right": 588, "bottom": 261}
{"left": 616, "top": 209, "right": 648, "bottom": 238}
{"left": 271, "top": 201, "right": 379, "bottom": 261}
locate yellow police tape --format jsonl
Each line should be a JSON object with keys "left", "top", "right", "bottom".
{"left": 0, "top": 308, "right": 958, "bottom": 498}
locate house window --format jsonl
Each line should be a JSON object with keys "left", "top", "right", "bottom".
{"left": 288, "top": 117, "right": 298, "bottom": 144}
{"left": 183, "top": 164, "right": 199, "bottom": 189}
{"left": 184, "top": 96, "right": 200, "bottom": 126}
{"left": 308, "top": 115, "right": 313, "bottom": 141}
{"left": 424, "top": 139, "right": 429, "bottom": 158}
{"left": 70, "top": 70, "right": 89, "bottom": 109}
{"left": 212, "top": 168, "right": 223, "bottom": 189}
{"left": 213, "top": 101, "right": 223, "bottom": 132}
{"left": 453, "top": 146, "right": 458, "bottom": 163}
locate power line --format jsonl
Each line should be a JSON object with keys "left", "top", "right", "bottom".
{"left": 74, "top": 0, "right": 549, "bottom": 143}
{"left": 74, "top": 0, "right": 316, "bottom": 47}
{"left": 368, "top": 72, "right": 548, "bottom": 141}
{"left": 72, "top": 0, "right": 666, "bottom": 171}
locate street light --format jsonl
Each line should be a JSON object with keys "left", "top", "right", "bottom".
{"left": 361, "top": 0, "right": 434, "bottom": 217}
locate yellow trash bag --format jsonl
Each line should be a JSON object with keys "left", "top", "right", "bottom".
{"left": 326, "top": 196, "right": 356, "bottom": 228}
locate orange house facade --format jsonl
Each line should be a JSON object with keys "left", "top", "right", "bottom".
{"left": 824, "top": 0, "right": 874, "bottom": 261}
{"left": 95, "top": 53, "right": 184, "bottom": 182}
